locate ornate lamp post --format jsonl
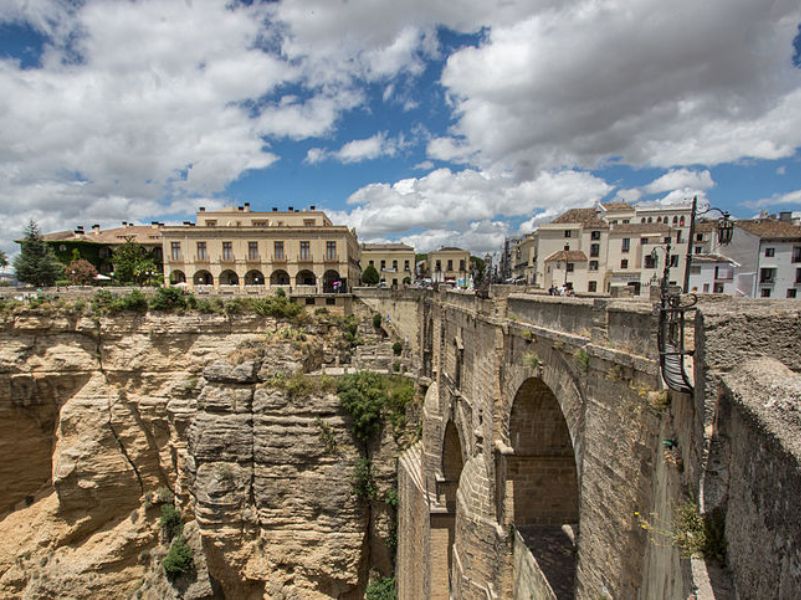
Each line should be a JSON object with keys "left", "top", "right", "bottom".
{"left": 683, "top": 195, "right": 734, "bottom": 293}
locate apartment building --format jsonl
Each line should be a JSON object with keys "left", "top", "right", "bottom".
{"left": 428, "top": 247, "right": 471, "bottom": 284}
{"left": 161, "top": 205, "right": 360, "bottom": 293}
{"left": 511, "top": 232, "right": 538, "bottom": 284}
{"left": 718, "top": 218, "right": 801, "bottom": 299}
{"left": 533, "top": 202, "right": 693, "bottom": 295}
{"left": 360, "top": 243, "right": 415, "bottom": 286}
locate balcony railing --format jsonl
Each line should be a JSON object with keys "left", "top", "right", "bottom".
{"left": 194, "top": 254, "right": 210, "bottom": 263}
{"left": 297, "top": 254, "right": 313, "bottom": 263}
{"left": 246, "top": 254, "right": 261, "bottom": 262}
{"left": 271, "top": 254, "right": 287, "bottom": 263}
{"left": 168, "top": 254, "right": 184, "bottom": 263}
{"left": 324, "top": 254, "right": 339, "bottom": 262}
{"left": 220, "top": 254, "right": 236, "bottom": 264}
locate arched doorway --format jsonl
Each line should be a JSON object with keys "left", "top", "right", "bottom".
{"left": 502, "top": 377, "right": 579, "bottom": 598}
{"left": 244, "top": 270, "right": 264, "bottom": 286}
{"left": 322, "top": 269, "right": 342, "bottom": 293}
{"left": 220, "top": 270, "right": 239, "bottom": 286}
{"left": 270, "top": 269, "right": 290, "bottom": 286}
{"left": 193, "top": 270, "right": 213, "bottom": 286}
{"left": 169, "top": 270, "right": 186, "bottom": 284}
{"left": 296, "top": 270, "right": 316, "bottom": 286}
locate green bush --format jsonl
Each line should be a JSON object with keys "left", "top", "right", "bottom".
{"left": 392, "top": 341, "right": 402, "bottom": 356}
{"left": 117, "top": 289, "right": 149, "bottom": 313}
{"left": 337, "top": 372, "right": 414, "bottom": 444}
{"left": 353, "top": 457, "right": 377, "bottom": 500}
{"left": 159, "top": 503, "right": 183, "bottom": 541}
{"left": 162, "top": 534, "right": 194, "bottom": 580}
{"left": 372, "top": 313, "right": 382, "bottom": 329}
{"left": 149, "top": 287, "right": 192, "bottom": 311}
{"left": 252, "top": 295, "right": 303, "bottom": 319}
{"left": 275, "top": 287, "right": 286, "bottom": 298}
{"left": 196, "top": 297, "right": 224, "bottom": 314}
{"left": 365, "top": 577, "right": 396, "bottom": 600}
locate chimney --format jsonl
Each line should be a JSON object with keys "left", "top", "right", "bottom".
{"left": 244, "top": 202, "right": 250, "bottom": 211}
{"left": 272, "top": 207, "right": 278, "bottom": 212}
{"left": 74, "top": 226, "right": 84, "bottom": 235}
{"left": 122, "top": 221, "right": 127, "bottom": 226}
{"left": 310, "top": 205, "right": 316, "bottom": 210}
{"left": 238, "top": 205, "right": 244, "bottom": 211}
{"left": 288, "top": 206, "right": 294, "bottom": 212}
{"left": 779, "top": 211, "right": 792, "bottom": 222}
{"left": 183, "top": 221, "right": 192, "bottom": 226}
{"left": 92, "top": 224, "right": 100, "bottom": 235}
{"left": 199, "top": 207, "right": 205, "bottom": 212}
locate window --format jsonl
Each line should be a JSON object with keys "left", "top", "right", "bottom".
{"left": 564, "top": 230, "right": 572, "bottom": 238}
{"left": 299, "top": 241, "right": 310, "bottom": 260}
{"left": 566, "top": 263, "right": 574, "bottom": 272}
{"left": 623, "top": 219, "right": 630, "bottom": 224}
{"left": 589, "top": 260, "right": 599, "bottom": 271}
{"left": 664, "top": 237, "right": 671, "bottom": 244}
{"left": 170, "top": 242, "right": 181, "bottom": 261}
{"left": 641, "top": 217, "right": 646, "bottom": 223}
{"left": 206, "top": 220, "right": 216, "bottom": 227}
{"left": 647, "top": 217, "right": 653, "bottom": 223}
{"left": 679, "top": 216, "right": 685, "bottom": 226}
{"left": 326, "top": 241, "right": 336, "bottom": 259}
{"left": 788, "top": 289, "right": 798, "bottom": 299}
{"left": 644, "top": 255, "right": 656, "bottom": 269}
{"left": 588, "top": 281, "right": 597, "bottom": 293}
{"left": 793, "top": 247, "right": 801, "bottom": 263}
{"left": 380, "top": 259, "right": 386, "bottom": 270}
{"left": 248, "top": 241, "right": 258, "bottom": 260}
{"left": 696, "top": 233, "right": 703, "bottom": 242}
{"left": 305, "top": 297, "right": 316, "bottom": 305}
{"left": 252, "top": 220, "right": 267, "bottom": 227}
{"left": 695, "top": 246, "right": 703, "bottom": 255}
{"left": 703, "top": 283, "right": 710, "bottom": 293}
{"left": 760, "top": 268, "right": 776, "bottom": 283}
{"left": 222, "top": 242, "right": 233, "bottom": 261}
{"left": 590, "top": 243, "right": 600, "bottom": 257}
{"left": 392, "top": 278, "right": 398, "bottom": 286}
{"left": 620, "top": 259, "right": 629, "bottom": 269}
{"left": 761, "top": 288, "right": 772, "bottom": 298}
{"left": 622, "top": 238, "right": 630, "bottom": 253}
{"left": 326, "top": 297, "right": 336, "bottom": 305}
{"left": 563, "top": 244, "right": 570, "bottom": 251}
{"left": 274, "top": 241, "right": 284, "bottom": 259}
{"left": 404, "top": 260, "right": 410, "bottom": 271}
{"left": 673, "top": 216, "right": 679, "bottom": 224}
{"left": 714, "top": 283, "right": 724, "bottom": 293}
{"left": 196, "top": 242, "right": 207, "bottom": 260}
{"left": 640, "top": 237, "right": 648, "bottom": 245}
{"left": 459, "top": 259, "right": 466, "bottom": 271}
{"left": 435, "top": 260, "right": 441, "bottom": 272}
{"left": 676, "top": 231, "right": 683, "bottom": 244}
{"left": 368, "top": 260, "right": 374, "bottom": 266}
{"left": 447, "top": 259, "right": 453, "bottom": 271}
{"left": 303, "top": 219, "right": 315, "bottom": 226}
{"left": 765, "top": 247, "right": 775, "bottom": 258}
{"left": 796, "top": 268, "right": 801, "bottom": 283}
{"left": 591, "top": 230, "right": 601, "bottom": 240}
{"left": 670, "top": 255, "right": 679, "bottom": 267}
{"left": 610, "top": 219, "right": 618, "bottom": 224}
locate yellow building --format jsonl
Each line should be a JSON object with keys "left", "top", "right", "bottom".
{"left": 161, "top": 205, "right": 360, "bottom": 294}
{"left": 428, "top": 247, "right": 471, "bottom": 284}
{"left": 360, "top": 243, "right": 415, "bottom": 286}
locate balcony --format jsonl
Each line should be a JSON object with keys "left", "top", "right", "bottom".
{"left": 297, "top": 253, "right": 314, "bottom": 264}
{"left": 167, "top": 254, "right": 184, "bottom": 263}
{"left": 246, "top": 254, "right": 261, "bottom": 263}
{"left": 323, "top": 254, "right": 339, "bottom": 263}
{"left": 271, "top": 254, "right": 287, "bottom": 263}
{"left": 219, "top": 254, "right": 236, "bottom": 264}
{"left": 194, "top": 254, "right": 210, "bottom": 264}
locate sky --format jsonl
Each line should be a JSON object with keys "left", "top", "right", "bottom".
{"left": 0, "top": 0, "right": 800, "bottom": 258}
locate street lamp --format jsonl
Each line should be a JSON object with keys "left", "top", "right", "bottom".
{"left": 683, "top": 195, "right": 734, "bottom": 293}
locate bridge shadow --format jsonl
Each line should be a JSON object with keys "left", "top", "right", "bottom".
{"left": 517, "top": 524, "right": 577, "bottom": 599}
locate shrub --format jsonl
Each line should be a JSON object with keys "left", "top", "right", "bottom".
{"left": 365, "top": 577, "right": 396, "bottom": 600}
{"left": 116, "top": 289, "right": 149, "bottom": 313}
{"left": 673, "top": 502, "right": 726, "bottom": 563}
{"left": 392, "top": 341, "right": 402, "bottom": 356}
{"left": 337, "top": 372, "right": 414, "bottom": 444}
{"left": 372, "top": 313, "right": 382, "bottom": 329}
{"left": 252, "top": 295, "right": 303, "bottom": 319}
{"left": 65, "top": 259, "right": 97, "bottom": 285}
{"left": 162, "top": 534, "right": 193, "bottom": 580}
{"left": 575, "top": 348, "right": 590, "bottom": 373}
{"left": 149, "top": 287, "right": 191, "bottom": 311}
{"left": 196, "top": 297, "right": 224, "bottom": 314}
{"left": 362, "top": 264, "right": 380, "bottom": 286}
{"left": 353, "top": 457, "right": 377, "bottom": 500}
{"left": 275, "top": 287, "right": 286, "bottom": 298}
{"left": 522, "top": 352, "right": 540, "bottom": 370}
{"left": 159, "top": 504, "right": 183, "bottom": 541}
{"left": 156, "top": 486, "right": 174, "bottom": 504}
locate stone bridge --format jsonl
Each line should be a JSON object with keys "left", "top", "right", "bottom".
{"left": 355, "top": 288, "right": 801, "bottom": 600}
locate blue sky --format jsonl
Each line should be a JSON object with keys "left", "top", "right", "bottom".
{"left": 0, "top": 0, "right": 800, "bottom": 255}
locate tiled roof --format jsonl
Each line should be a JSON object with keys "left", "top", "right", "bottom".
{"left": 608, "top": 223, "right": 671, "bottom": 234}
{"left": 361, "top": 243, "right": 415, "bottom": 251}
{"left": 694, "top": 220, "right": 718, "bottom": 234}
{"left": 544, "top": 250, "right": 588, "bottom": 262}
{"left": 551, "top": 208, "right": 608, "bottom": 228}
{"left": 600, "top": 201, "right": 633, "bottom": 212}
{"left": 43, "top": 225, "right": 163, "bottom": 245}
{"left": 735, "top": 219, "right": 801, "bottom": 240}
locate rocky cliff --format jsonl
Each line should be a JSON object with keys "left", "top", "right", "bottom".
{"left": 0, "top": 306, "right": 411, "bottom": 599}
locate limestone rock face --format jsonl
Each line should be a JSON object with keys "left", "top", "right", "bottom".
{"left": 0, "top": 310, "right": 405, "bottom": 599}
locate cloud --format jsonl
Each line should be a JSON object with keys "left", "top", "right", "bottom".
{"left": 440, "top": 0, "right": 801, "bottom": 173}
{"left": 329, "top": 167, "right": 612, "bottom": 241}
{"left": 742, "top": 189, "right": 801, "bottom": 210}
{"left": 644, "top": 169, "right": 715, "bottom": 194}
{"left": 306, "top": 131, "right": 405, "bottom": 164}
{"left": 398, "top": 220, "right": 509, "bottom": 254}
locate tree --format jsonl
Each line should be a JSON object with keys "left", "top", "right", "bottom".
{"left": 112, "top": 238, "right": 158, "bottom": 285}
{"left": 66, "top": 258, "right": 98, "bottom": 285}
{"left": 471, "top": 256, "right": 486, "bottom": 285}
{"left": 0, "top": 249, "right": 8, "bottom": 270}
{"left": 362, "top": 264, "right": 380, "bottom": 285}
{"left": 13, "top": 220, "right": 64, "bottom": 287}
